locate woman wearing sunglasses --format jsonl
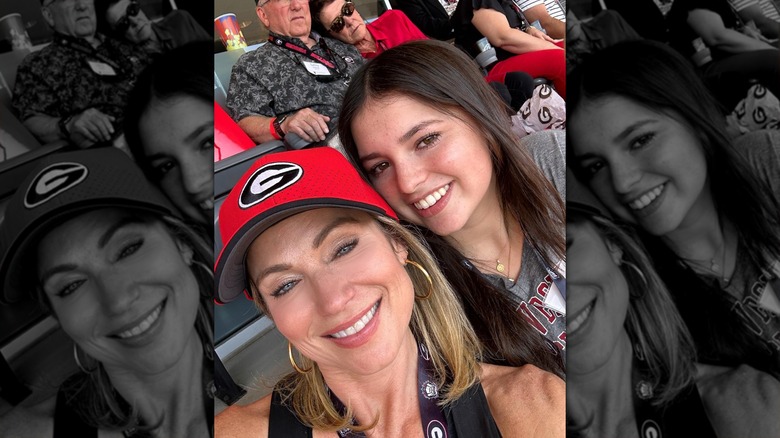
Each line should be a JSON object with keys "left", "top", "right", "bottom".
{"left": 95, "top": 0, "right": 209, "bottom": 55}
{"left": 310, "top": 0, "right": 427, "bottom": 59}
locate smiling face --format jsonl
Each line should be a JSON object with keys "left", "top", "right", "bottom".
{"left": 567, "top": 218, "right": 629, "bottom": 375}
{"left": 570, "top": 95, "right": 712, "bottom": 237}
{"left": 105, "top": 0, "right": 153, "bottom": 44}
{"left": 246, "top": 208, "right": 414, "bottom": 376}
{"left": 351, "top": 94, "right": 497, "bottom": 238}
{"left": 318, "top": 0, "right": 366, "bottom": 45}
{"left": 257, "top": 0, "right": 312, "bottom": 39}
{"left": 137, "top": 95, "right": 214, "bottom": 226}
{"left": 37, "top": 208, "right": 200, "bottom": 375}
{"left": 43, "top": 0, "right": 97, "bottom": 39}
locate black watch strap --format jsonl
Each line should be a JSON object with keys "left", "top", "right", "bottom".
{"left": 273, "top": 114, "right": 288, "bottom": 138}
{"left": 58, "top": 115, "right": 73, "bottom": 139}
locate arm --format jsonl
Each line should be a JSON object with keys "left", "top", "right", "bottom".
{"left": 481, "top": 363, "right": 565, "bottom": 437}
{"left": 215, "top": 395, "right": 271, "bottom": 438}
{"left": 522, "top": 4, "right": 565, "bottom": 39}
{"left": 696, "top": 363, "right": 780, "bottom": 437}
{"left": 687, "top": 8, "right": 776, "bottom": 52}
{"left": 237, "top": 108, "right": 330, "bottom": 144}
{"left": 472, "top": 8, "right": 562, "bottom": 54}
{"left": 23, "top": 108, "right": 115, "bottom": 148}
{"left": 733, "top": 2, "right": 780, "bottom": 39}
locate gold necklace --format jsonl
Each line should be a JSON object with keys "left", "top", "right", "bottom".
{"left": 680, "top": 220, "right": 730, "bottom": 284}
{"left": 496, "top": 240, "right": 514, "bottom": 282}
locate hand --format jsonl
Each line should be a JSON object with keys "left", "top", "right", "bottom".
{"left": 281, "top": 108, "right": 330, "bottom": 142}
{"left": 526, "top": 26, "right": 556, "bottom": 44}
{"left": 696, "top": 363, "right": 780, "bottom": 437}
{"left": 68, "top": 108, "right": 116, "bottom": 148}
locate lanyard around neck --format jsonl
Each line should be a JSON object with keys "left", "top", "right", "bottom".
{"left": 330, "top": 343, "right": 449, "bottom": 438}
{"left": 268, "top": 34, "right": 344, "bottom": 72}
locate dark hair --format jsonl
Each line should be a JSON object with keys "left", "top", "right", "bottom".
{"left": 34, "top": 211, "right": 213, "bottom": 433}
{"left": 338, "top": 39, "right": 565, "bottom": 375}
{"left": 123, "top": 41, "right": 213, "bottom": 179}
{"left": 568, "top": 40, "right": 780, "bottom": 375}
{"left": 309, "top": 0, "right": 337, "bottom": 35}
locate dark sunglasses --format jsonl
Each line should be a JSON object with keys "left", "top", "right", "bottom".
{"left": 113, "top": 0, "right": 141, "bottom": 34}
{"left": 327, "top": 1, "right": 355, "bottom": 33}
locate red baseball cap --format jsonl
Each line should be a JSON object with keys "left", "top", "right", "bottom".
{"left": 0, "top": 148, "right": 175, "bottom": 305}
{"left": 214, "top": 147, "right": 397, "bottom": 304}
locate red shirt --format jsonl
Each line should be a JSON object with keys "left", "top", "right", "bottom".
{"left": 364, "top": 10, "right": 427, "bottom": 59}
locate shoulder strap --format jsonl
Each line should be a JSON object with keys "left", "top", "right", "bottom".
{"left": 53, "top": 387, "right": 98, "bottom": 438}
{"left": 445, "top": 383, "right": 502, "bottom": 438}
{"left": 269, "top": 389, "right": 313, "bottom": 438}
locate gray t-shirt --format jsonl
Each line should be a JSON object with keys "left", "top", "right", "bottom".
{"left": 481, "top": 130, "right": 567, "bottom": 351}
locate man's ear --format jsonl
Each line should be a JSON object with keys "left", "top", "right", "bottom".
{"left": 256, "top": 6, "right": 271, "bottom": 28}
{"left": 41, "top": 6, "right": 55, "bottom": 28}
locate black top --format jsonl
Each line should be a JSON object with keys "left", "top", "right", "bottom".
{"left": 268, "top": 383, "right": 503, "bottom": 437}
{"left": 667, "top": 0, "right": 739, "bottom": 60}
{"left": 394, "top": 0, "right": 454, "bottom": 40}
{"left": 451, "top": 0, "right": 523, "bottom": 61}
{"left": 632, "top": 354, "right": 716, "bottom": 437}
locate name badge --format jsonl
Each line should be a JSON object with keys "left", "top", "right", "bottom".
{"left": 87, "top": 60, "right": 117, "bottom": 76}
{"left": 302, "top": 61, "right": 331, "bottom": 76}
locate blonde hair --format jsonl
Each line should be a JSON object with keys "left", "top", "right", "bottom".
{"left": 586, "top": 214, "right": 696, "bottom": 405}
{"left": 250, "top": 215, "right": 482, "bottom": 432}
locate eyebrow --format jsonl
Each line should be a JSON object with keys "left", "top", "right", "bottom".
{"left": 612, "top": 119, "right": 655, "bottom": 144}
{"left": 98, "top": 216, "right": 145, "bottom": 249}
{"left": 252, "top": 216, "right": 360, "bottom": 287}
{"left": 359, "top": 119, "right": 440, "bottom": 164}
{"left": 39, "top": 216, "right": 145, "bottom": 287}
{"left": 313, "top": 216, "right": 360, "bottom": 249}
{"left": 39, "top": 263, "right": 79, "bottom": 290}
{"left": 574, "top": 119, "right": 656, "bottom": 162}
{"left": 145, "top": 122, "right": 212, "bottom": 162}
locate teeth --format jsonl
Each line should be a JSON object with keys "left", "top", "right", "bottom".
{"left": 116, "top": 304, "right": 163, "bottom": 339}
{"left": 413, "top": 185, "right": 450, "bottom": 210}
{"left": 568, "top": 301, "right": 594, "bottom": 334}
{"left": 331, "top": 302, "right": 379, "bottom": 339}
{"left": 628, "top": 185, "right": 664, "bottom": 211}
{"left": 200, "top": 198, "right": 214, "bottom": 211}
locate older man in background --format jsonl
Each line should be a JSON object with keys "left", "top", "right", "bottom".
{"left": 226, "top": 0, "right": 363, "bottom": 144}
{"left": 12, "top": 0, "right": 149, "bottom": 149}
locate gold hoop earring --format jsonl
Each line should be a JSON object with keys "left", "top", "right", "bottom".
{"left": 405, "top": 260, "right": 433, "bottom": 300}
{"left": 73, "top": 344, "right": 98, "bottom": 374}
{"left": 288, "top": 342, "right": 312, "bottom": 373}
{"left": 621, "top": 260, "right": 647, "bottom": 298}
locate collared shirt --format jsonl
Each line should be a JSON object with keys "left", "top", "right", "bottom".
{"left": 363, "top": 10, "right": 427, "bottom": 59}
{"left": 12, "top": 32, "right": 149, "bottom": 124}
{"left": 225, "top": 33, "right": 363, "bottom": 122}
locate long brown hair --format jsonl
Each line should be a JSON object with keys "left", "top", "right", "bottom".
{"left": 337, "top": 39, "right": 565, "bottom": 374}
{"left": 339, "top": 40, "right": 565, "bottom": 268}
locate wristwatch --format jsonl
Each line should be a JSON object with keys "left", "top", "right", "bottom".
{"left": 58, "top": 115, "right": 73, "bottom": 139}
{"left": 273, "top": 114, "right": 288, "bottom": 138}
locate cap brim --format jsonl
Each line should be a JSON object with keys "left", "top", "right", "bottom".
{"left": 1, "top": 199, "right": 172, "bottom": 305}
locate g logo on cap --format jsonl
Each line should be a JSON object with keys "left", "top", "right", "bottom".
{"left": 24, "top": 162, "right": 88, "bottom": 209}
{"left": 239, "top": 162, "right": 303, "bottom": 209}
